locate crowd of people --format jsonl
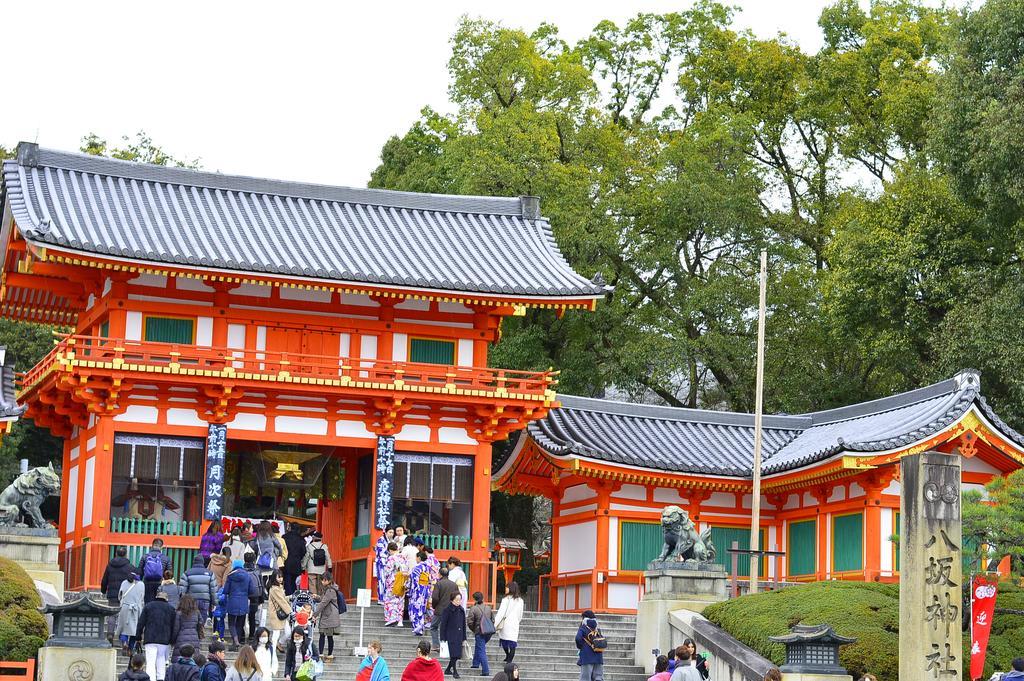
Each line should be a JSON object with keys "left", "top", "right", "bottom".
{"left": 104, "top": 520, "right": 345, "bottom": 681}
{"left": 372, "top": 525, "right": 526, "bottom": 678}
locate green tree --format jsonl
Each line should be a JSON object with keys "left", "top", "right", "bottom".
{"left": 963, "top": 469, "right": 1024, "bottom": 575}
{"left": 80, "top": 131, "right": 201, "bottom": 168}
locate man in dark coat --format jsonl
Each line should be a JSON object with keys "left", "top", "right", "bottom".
{"left": 430, "top": 567, "right": 459, "bottom": 651}
{"left": 281, "top": 523, "right": 306, "bottom": 596}
{"left": 137, "top": 589, "right": 178, "bottom": 681}
{"left": 200, "top": 641, "right": 227, "bottom": 681}
{"left": 138, "top": 538, "right": 173, "bottom": 603}
{"left": 165, "top": 643, "right": 200, "bottom": 681}
{"left": 101, "top": 546, "right": 137, "bottom": 639}
{"left": 178, "top": 555, "right": 217, "bottom": 624}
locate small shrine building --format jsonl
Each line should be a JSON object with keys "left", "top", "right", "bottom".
{"left": 0, "top": 142, "right": 603, "bottom": 593}
{"left": 495, "top": 370, "right": 1024, "bottom": 612}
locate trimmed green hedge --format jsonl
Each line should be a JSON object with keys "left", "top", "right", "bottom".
{"left": 703, "top": 580, "right": 1024, "bottom": 681}
{"left": 0, "top": 556, "right": 48, "bottom": 661}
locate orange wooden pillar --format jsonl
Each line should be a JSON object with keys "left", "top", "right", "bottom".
{"left": 813, "top": 487, "right": 830, "bottom": 581}
{"left": 862, "top": 478, "right": 884, "bottom": 582}
{"left": 469, "top": 441, "right": 493, "bottom": 596}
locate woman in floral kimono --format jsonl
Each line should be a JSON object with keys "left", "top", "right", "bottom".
{"left": 423, "top": 546, "right": 441, "bottom": 630}
{"left": 381, "top": 542, "right": 405, "bottom": 627}
{"left": 408, "top": 551, "right": 433, "bottom": 636}
{"left": 373, "top": 528, "right": 395, "bottom": 603}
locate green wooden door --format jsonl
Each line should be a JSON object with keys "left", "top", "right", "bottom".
{"left": 711, "top": 526, "right": 766, "bottom": 577}
{"left": 351, "top": 558, "right": 367, "bottom": 595}
{"left": 895, "top": 511, "right": 900, "bottom": 572}
{"left": 409, "top": 338, "right": 455, "bottom": 364}
{"left": 620, "top": 521, "right": 663, "bottom": 570}
{"left": 788, "top": 519, "right": 816, "bottom": 576}
{"left": 145, "top": 316, "right": 194, "bottom": 344}
{"left": 832, "top": 513, "right": 863, "bottom": 572}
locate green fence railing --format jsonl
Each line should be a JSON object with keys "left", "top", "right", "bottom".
{"left": 416, "top": 534, "right": 471, "bottom": 551}
{"left": 109, "top": 517, "right": 202, "bottom": 537}
{"left": 109, "top": 544, "right": 199, "bottom": 579}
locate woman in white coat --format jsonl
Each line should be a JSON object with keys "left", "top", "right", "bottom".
{"left": 493, "top": 581, "right": 524, "bottom": 663}
{"left": 116, "top": 573, "right": 146, "bottom": 655}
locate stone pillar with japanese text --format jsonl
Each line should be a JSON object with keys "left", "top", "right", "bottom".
{"left": 899, "top": 451, "right": 963, "bottom": 681}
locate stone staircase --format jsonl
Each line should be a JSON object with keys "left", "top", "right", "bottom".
{"left": 115, "top": 606, "right": 649, "bottom": 680}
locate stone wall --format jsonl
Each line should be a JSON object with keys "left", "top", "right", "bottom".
{"left": 669, "top": 609, "right": 775, "bottom": 681}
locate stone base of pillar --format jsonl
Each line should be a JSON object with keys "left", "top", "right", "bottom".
{"left": 0, "top": 529, "right": 64, "bottom": 599}
{"left": 38, "top": 645, "right": 117, "bottom": 681}
{"left": 634, "top": 565, "right": 729, "bottom": 673}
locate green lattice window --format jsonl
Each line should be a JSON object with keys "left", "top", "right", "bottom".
{"left": 832, "top": 513, "right": 863, "bottom": 573}
{"left": 788, "top": 519, "right": 816, "bottom": 576}
{"left": 620, "top": 521, "right": 662, "bottom": 570}
{"left": 711, "top": 526, "right": 766, "bottom": 577}
{"left": 894, "top": 511, "right": 900, "bottom": 572}
{"left": 409, "top": 338, "right": 456, "bottom": 365}
{"left": 144, "top": 316, "right": 194, "bottom": 344}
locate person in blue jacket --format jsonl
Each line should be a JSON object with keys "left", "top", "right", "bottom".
{"left": 575, "top": 616, "right": 604, "bottom": 681}
{"left": 356, "top": 640, "right": 390, "bottom": 681}
{"left": 222, "top": 559, "right": 256, "bottom": 650}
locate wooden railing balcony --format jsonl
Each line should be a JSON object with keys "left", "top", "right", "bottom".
{"left": 19, "top": 334, "right": 558, "bottom": 403}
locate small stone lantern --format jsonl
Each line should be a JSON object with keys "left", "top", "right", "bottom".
{"left": 769, "top": 623, "right": 857, "bottom": 678}
{"left": 40, "top": 595, "right": 120, "bottom": 647}
{"left": 492, "top": 537, "right": 528, "bottom": 586}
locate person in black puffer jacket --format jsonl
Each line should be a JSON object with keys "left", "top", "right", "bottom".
{"left": 281, "top": 523, "right": 306, "bottom": 596}
{"left": 102, "top": 547, "right": 138, "bottom": 639}
{"left": 179, "top": 555, "right": 217, "bottom": 624}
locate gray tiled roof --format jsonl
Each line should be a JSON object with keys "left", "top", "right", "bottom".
{"left": 2, "top": 144, "right": 603, "bottom": 299}
{"left": 0, "top": 347, "right": 25, "bottom": 420}
{"left": 522, "top": 370, "right": 1019, "bottom": 477}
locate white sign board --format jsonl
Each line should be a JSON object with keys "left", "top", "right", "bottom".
{"left": 356, "top": 588, "right": 371, "bottom": 608}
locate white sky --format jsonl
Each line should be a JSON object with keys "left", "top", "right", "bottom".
{"left": 3, "top": 1, "right": 838, "bottom": 188}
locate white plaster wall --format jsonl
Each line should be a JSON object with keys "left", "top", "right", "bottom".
{"left": 280, "top": 287, "right": 332, "bottom": 303}
{"left": 398, "top": 425, "right": 431, "bottom": 442}
{"left": 276, "top": 416, "right": 328, "bottom": 436}
{"left": 439, "top": 427, "right": 475, "bottom": 445}
{"left": 167, "top": 408, "right": 207, "bottom": 428}
{"left": 707, "top": 492, "right": 734, "bottom": 507}
{"left": 803, "top": 491, "right": 816, "bottom": 506}
{"left": 103, "top": 278, "right": 112, "bottom": 296}
{"left": 339, "top": 333, "right": 351, "bottom": 360}
{"left": 883, "top": 480, "right": 901, "bottom": 495}
{"left": 230, "top": 413, "right": 268, "bottom": 431}
{"left": 196, "top": 317, "right": 213, "bottom": 346}
{"left": 577, "top": 584, "right": 592, "bottom": 609}
{"left": 616, "top": 484, "right": 646, "bottom": 501}
{"left": 653, "top": 488, "right": 686, "bottom": 504}
{"left": 175, "top": 277, "right": 215, "bottom": 292}
{"left": 337, "top": 420, "right": 374, "bottom": 439}
{"left": 227, "top": 324, "right": 246, "bottom": 349}
{"left": 560, "top": 504, "right": 597, "bottom": 516}
{"left": 126, "top": 311, "right": 143, "bottom": 341}
{"left": 341, "top": 293, "right": 378, "bottom": 307}
{"left": 396, "top": 298, "right": 430, "bottom": 311}
{"left": 880, "top": 508, "right": 894, "bottom": 573}
{"left": 457, "top": 339, "right": 473, "bottom": 366}
{"left": 82, "top": 457, "right": 95, "bottom": 527}
{"left": 66, "top": 465, "right": 78, "bottom": 533}
{"left": 558, "top": 521, "right": 597, "bottom": 572}
{"left": 114, "top": 405, "right": 159, "bottom": 423}
{"left": 439, "top": 301, "right": 472, "bottom": 315}
{"left": 360, "top": 335, "right": 378, "bottom": 360}
{"left": 849, "top": 483, "right": 866, "bottom": 498}
{"left": 608, "top": 517, "right": 619, "bottom": 570}
{"left": 562, "top": 484, "right": 596, "bottom": 504}
{"left": 610, "top": 503, "right": 655, "bottom": 513}
{"left": 234, "top": 283, "right": 271, "bottom": 298}
{"left": 828, "top": 487, "right": 845, "bottom": 503}
{"left": 393, "top": 333, "right": 408, "bottom": 362}
{"left": 70, "top": 445, "right": 79, "bottom": 462}
{"left": 608, "top": 583, "right": 640, "bottom": 610}
{"left": 964, "top": 456, "right": 1001, "bottom": 474}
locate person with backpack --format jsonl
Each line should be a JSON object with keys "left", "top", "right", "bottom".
{"left": 281, "top": 524, "right": 306, "bottom": 597}
{"left": 243, "top": 551, "right": 267, "bottom": 643}
{"left": 224, "top": 527, "right": 249, "bottom": 563}
{"left": 301, "top": 531, "right": 332, "bottom": 597}
{"left": 575, "top": 615, "right": 605, "bottom": 681}
{"left": 137, "top": 588, "right": 178, "bottom": 681}
{"left": 180, "top": 555, "right": 218, "bottom": 625}
{"left": 313, "top": 571, "right": 346, "bottom": 663}
{"left": 467, "top": 591, "right": 494, "bottom": 676}
{"left": 224, "top": 559, "right": 258, "bottom": 650}
{"left": 201, "top": 641, "right": 228, "bottom": 681}
{"left": 251, "top": 521, "right": 283, "bottom": 579}
{"left": 140, "top": 539, "right": 173, "bottom": 603}
{"left": 166, "top": 644, "right": 201, "bottom": 681}
{"left": 225, "top": 645, "right": 263, "bottom": 681}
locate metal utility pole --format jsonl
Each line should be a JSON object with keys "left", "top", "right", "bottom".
{"left": 749, "top": 250, "right": 767, "bottom": 594}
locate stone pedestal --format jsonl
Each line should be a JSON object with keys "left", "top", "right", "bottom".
{"left": 634, "top": 563, "right": 728, "bottom": 672}
{"left": 38, "top": 646, "right": 116, "bottom": 681}
{"left": 0, "top": 528, "right": 63, "bottom": 599}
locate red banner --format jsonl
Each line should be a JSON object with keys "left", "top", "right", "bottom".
{"left": 970, "top": 575, "right": 999, "bottom": 680}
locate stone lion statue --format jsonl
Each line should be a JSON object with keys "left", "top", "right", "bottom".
{"left": 656, "top": 505, "right": 717, "bottom": 563}
{"left": 0, "top": 463, "right": 60, "bottom": 528}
